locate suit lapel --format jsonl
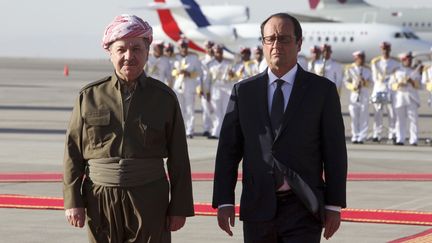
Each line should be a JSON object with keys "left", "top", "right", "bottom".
{"left": 274, "top": 66, "right": 310, "bottom": 141}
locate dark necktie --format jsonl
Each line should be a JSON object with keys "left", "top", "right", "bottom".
{"left": 270, "top": 79, "right": 285, "bottom": 135}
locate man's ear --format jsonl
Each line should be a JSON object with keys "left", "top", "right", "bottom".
{"left": 297, "top": 39, "right": 302, "bottom": 53}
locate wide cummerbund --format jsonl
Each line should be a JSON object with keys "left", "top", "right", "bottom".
{"left": 87, "top": 157, "right": 165, "bottom": 187}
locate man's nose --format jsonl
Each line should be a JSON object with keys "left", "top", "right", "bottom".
{"left": 124, "top": 49, "right": 133, "bottom": 59}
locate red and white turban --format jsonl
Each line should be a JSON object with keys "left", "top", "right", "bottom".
{"left": 102, "top": 14, "right": 153, "bottom": 50}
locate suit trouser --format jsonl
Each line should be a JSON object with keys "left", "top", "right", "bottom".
{"left": 373, "top": 102, "right": 396, "bottom": 139}
{"left": 395, "top": 103, "right": 419, "bottom": 144}
{"left": 84, "top": 178, "right": 171, "bottom": 243}
{"left": 243, "top": 194, "right": 322, "bottom": 243}
{"left": 348, "top": 100, "right": 369, "bottom": 142}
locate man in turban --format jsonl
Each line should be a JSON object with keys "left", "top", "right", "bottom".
{"left": 63, "top": 14, "right": 194, "bottom": 243}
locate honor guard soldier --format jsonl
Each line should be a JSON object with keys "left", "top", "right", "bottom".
{"left": 254, "top": 45, "right": 268, "bottom": 73}
{"left": 146, "top": 41, "right": 173, "bottom": 87}
{"left": 389, "top": 52, "right": 421, "bottom": 145}
{"left": 199, "top": 40, "right": 216, "bottom": 137}
{"left": 307, "top": 45, "right": 321, "bottom": 72}
{"left": 230, "top": 47, "right": 260, "bottom": 81}
{"left": 370, "top": 41, "right": 399, "bottom": 142}
{"left": 422, "top": 49, "right": 432, "bottom": 144}
{"left": 172, "top": 38, "right": 203, "bottom": 138}
{"left": 164, "top": 43, "right": 176, "bottom": 67}
{"left": 313, "top": 44, "right": 343, "bottom": 93}
{"left": 206, "top": 44, "right": 234, "bottom": 138}
{"left": 63, "top": 14, "right": 194, "bottom": 243}
{"left": 344, "top": 51, "right": 372, "bottom": 144}
{"left": 202, "top": 40, "right": 215, "bottom": 64}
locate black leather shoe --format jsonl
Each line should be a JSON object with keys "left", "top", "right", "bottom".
{"left": 357, "top": 141, "right": 364, "bottom": 144}
{"left": 202, "top": 131, "right": 210, "bottom": 137}
{"left": 208, "top": 135, "right": 218, "bottom": 139}
{"left": 394, "top": 142, "right": 404, "bottom": 146}
{"left": 372, "top": 137, "right": 380, "bottom": 142}
{"left": 410, "top": 143, "right": 417, "bottom": 146}
{"left": 187, "top": 135, "right": 194, "bottom": 139}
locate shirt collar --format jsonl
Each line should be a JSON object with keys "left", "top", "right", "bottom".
{"left": 267, "top": 64, "right": 298, "bottom": 86}
{"left": 111, "top": 72, "right": 147, "bottom": 90}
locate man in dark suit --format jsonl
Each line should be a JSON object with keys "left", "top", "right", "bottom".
{"left": 212, "top": 13, "right": 347, "bottom": 242}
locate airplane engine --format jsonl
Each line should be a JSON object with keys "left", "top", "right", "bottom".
{"left": 200, "top": 6, "right": 249, "bottom": 25}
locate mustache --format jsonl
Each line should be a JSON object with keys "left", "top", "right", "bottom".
{"left": 123, "top": 59, "right": 137, "bottom": 66}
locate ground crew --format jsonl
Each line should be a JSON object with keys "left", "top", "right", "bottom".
{"left": 344, "top": 51, "right": 372, "bottom": 144}
{"left": 370, "top": 42, "right": 399, "bottom": 142}
{"left": 390, "top": 52, "right": 421, "bottom": 145}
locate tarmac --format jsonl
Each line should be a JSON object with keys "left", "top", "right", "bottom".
{"left": 0, "top": 57, "right": 431, "bottom": 243}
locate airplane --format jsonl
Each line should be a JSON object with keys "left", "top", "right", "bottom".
{"left": 293, "top": 0, "right": 432, "bottom": 42}
{"left": 139, "top": 0, "right": 432, "bottom": 62}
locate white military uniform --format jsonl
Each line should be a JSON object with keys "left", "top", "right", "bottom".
{"left": 145, "top": 55, "right": 172, "bottom": 86}
{"left": 370, "top": 56, "right": 399, "bottom": 140}
{"left": 344, "top": 63, "right": 372, "bottom": 143}
{"left": 206, "top": 58, "right": 234, "bottom": 137}
{"left": 307, "top": 59, "right": 319, "bottom": 73}
{"left": 258, "top": 58, "right": 267, "bottom": 73}
{"left": 172, "top": 53, "right": 202, "bottom": 136}
{"left": 422, "top": 65, "right": 432, "bottom": 107}
{"left": 422, "top": 64, "right": 432, "bottom": 142}
{"left": 232, "top": 60, "right": 260, "bottom": 81}
{"left": 199, "top": 56, "right": 214, "bottom": 135}
{"left": 313, "top": 58, "right": 343, "bottom": 93}
{"left": 389, "top": 66, "right": 421, "bottom": 145}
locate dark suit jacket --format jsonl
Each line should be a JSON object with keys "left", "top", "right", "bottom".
{"left": 212, "top": 65, "right": 347, "bottom": 222}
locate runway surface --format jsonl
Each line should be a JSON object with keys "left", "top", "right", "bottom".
{"left": 0, "top": 57, "right": 431, "bottom": 242}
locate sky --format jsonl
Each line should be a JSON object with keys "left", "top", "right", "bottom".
{"left": 1, "top": 0, "right": 431, "bottom": 59}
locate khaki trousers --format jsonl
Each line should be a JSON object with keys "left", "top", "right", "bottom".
{"left": 84, "top": 178, "right": 171, "bottom": 243}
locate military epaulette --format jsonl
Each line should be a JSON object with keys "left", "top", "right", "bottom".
{"left": 344, "top": 63, "right": 356, "bottom": 70}
{"left": 370, "top": 56, "right": 381, "bottom": 64}
{"left": 80, "top": 76, "right": 111, "bottom": 93}
{"left": 423, "top": 64, "right": 431, "bottom": 71}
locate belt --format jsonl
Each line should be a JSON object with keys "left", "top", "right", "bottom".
{"left": 86, "top": 157, "right": 165, "bottom": 187}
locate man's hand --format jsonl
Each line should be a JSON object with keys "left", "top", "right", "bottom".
{"left": 217, "top": 206, "right": 235, "bottom": 236}
{"left": 65, "top": 207, "right": 85, "bottom": 228}
{"left": 323, "top": 209, "right": 341, "bottom": 240}
{"left": 166, "top": 216, "right": 186, "bottom": 231}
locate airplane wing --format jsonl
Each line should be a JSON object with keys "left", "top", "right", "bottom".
{"left": 287, "top": 12, "right": 338, "bottom": 22}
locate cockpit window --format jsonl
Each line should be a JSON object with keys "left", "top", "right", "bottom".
{"left": 406, "top": 32, "right": 419, "bottom": 39}
{"left": 394, "top": 32, "right": 403, "bottom": 38}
